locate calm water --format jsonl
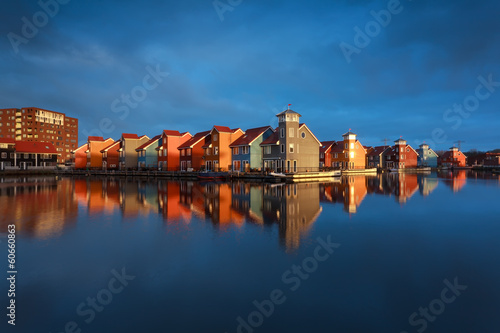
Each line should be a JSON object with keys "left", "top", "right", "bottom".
{"left": 1, "top": 171, "right": 500, "bottom": 333}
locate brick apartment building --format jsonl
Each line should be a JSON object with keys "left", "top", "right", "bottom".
{"left": 0, "top": 107, "right": 78, "bottom": 164}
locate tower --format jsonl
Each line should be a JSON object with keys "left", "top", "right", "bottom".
{"left": 276, "top": 109, "right": 301, "bottom": 172}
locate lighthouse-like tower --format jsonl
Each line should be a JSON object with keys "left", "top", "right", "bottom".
{"left": 276, "top": 108, "right": 301, "bottom": 172}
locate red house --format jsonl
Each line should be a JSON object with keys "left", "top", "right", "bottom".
{"left": 438, "top": 147, "right": 467, "bottom": 167}
{"left": 383, "top": 138, "right": 419, "bottom": 169}
{"left": 100, "top": 140, "right": 121, "bottom": 170}
{"left": 156, "top": 130, "right": 191, "bottom": 171}
{"left": 319, "top": 141, "right": 336, "bottom": 168}
{"left": 177, "top": 130, "right": 211, "bottom": 171}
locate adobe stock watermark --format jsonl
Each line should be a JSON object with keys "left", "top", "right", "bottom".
{"left": 339, "top": 0, "right": 407, "bottom": 64}
{"left": 414, "top": 74, "right": 499, "bottom": 149}
{"left": 226, "top": 235, "right": 340, "bottom": 333}
{"left": 79, "top": 64, "right": 169, "bottom": 146}
{"left": 7, "top": 0, "right": 71, "bottom": 54}
{"left": 400, "top": 277, "right": 467, "bottom": 333}
{"left": 213, "top": 0, "right": 243, "bottom": 22}
{"left": 49, "top": 267, "right": 135, "bottom": 333}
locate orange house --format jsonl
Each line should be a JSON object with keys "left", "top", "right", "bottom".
{"left": 438, "top": 147, "right": 467, "bottom": 167}
{"left": 100, "top": 140, "right": 121, "bottom": 170}
{"left": 72, "top": 143, "right": 88, "bottom": 169}
{"left": 330, "top": 131, "right": 367, "bottom": 169}
{"left": 203, "top": 126, "right": 244, "bottom": 171}
{"left": 320, "top": 141, "right": 336, "bottom": 168}
{"left": 156, "top": 130, "right": 191, "bottom": 171}
{"left": 86, "top": 136, "right": 114, "bottom": 169}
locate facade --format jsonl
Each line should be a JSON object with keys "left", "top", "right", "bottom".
{"left": 203, "top": 126, "right": 244, "bottom": 171}
{"left": 86, "top": 137, "right": 114, "bottom": 169}
{"left": 438, "top": 147, "right": 467, "bottom": 167}
{"left": 330, "top": 131, "right": 367, "bottom": 170}
{"left": 118, "top": 134, "right": 149, "bottom": 170}
{"left": 383, "top": 138, "right": 419, "bottom": 169}
{"left": 156, "top": 130, "right": 191, "bottom": 171}
{"left": 416, "top": 143, "right": 439, "bottom": 167}
{"left": 71, "top": 143, "right": 88, "bottom": 170}
{"left": 101, "top": 140, "right": 121, "bottom": 170}
{"left": 0, "top": 138, "right": 16, "bottom": 170}
{"left": 366, "top": 146, "right": 390, "bottom": 168}
{"left": 229, "top": 126, "right": 274, "bottom": 172}
{"left": 467, "top": 152, "right": 500, "bottom": 167}
{"left": 260, "top": 110, "right": 321, "bottom": 173}
{"left": 136, "top": 135, "right": 162, "bottom": 169}
{"left": 319, "top": 141, "right": 336, "bottom": 168}
{"left": 0, "top": 107, "right": 78, "bottom": 164}
{"left": 178, "top": 131, "right": 211, "bottom": 171}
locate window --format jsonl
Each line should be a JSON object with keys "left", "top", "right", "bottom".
{"left": 396, "top": 148, "right": 399, "bottom": 152}
{"left": 242, "top": 146, "right": 249, "bottom": 154}
{"left": 350, "top": 152, "right": 354, "bottom": 158}
{"left": 1, "top": 152, "right": 6, "bottom": 159}
{"left": 281, "top": 144, "right": 285, "bottom": 153}
{"left": 214, "top": 147, "right": 218, "bottom": 155}
{"left": 344, "top": 143, "right": 348, "bottom": 149}
{"left": 345, "top": 152, "right": 348, "bottom": 158}
{"left": 187, "top": 149, "right": 191, "bottom": 156}
{"left": 289, "top": 143, "right": 294, "bottom": 153}
{"left": 213, "top": 134, "right": 218, "bottom": 141}
{"left": 350, "top": 143, "right": 354, "bottom": 149}
{"left": 24, "top": 153, "right": 29, "bottom": 159}
{"left": 320, "top": 153, "right": 324, "bottom": 158}
{"left": 10, "top": 153, "right": 14, "bottom": 159}
{"left": 301, "top": 132, "right": 306, "bottom": 139}
{"left": 406, "top": 147, "right": 410, "bottom": 152}
{"left": 280, "top": 128, "right": 285, "bottom": 138}
{"left": 264, "top": 146, "right": 271, "bottom": 154}
{"left": 207, "top": 148, "right": 211, "bottom": 156}
{"left": 289, "top": 128, "right": 294, "bottom": 137}
{"left": 233, "top": 147, "right": 239, "bottom": 155}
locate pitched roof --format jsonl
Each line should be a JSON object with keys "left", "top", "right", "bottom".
{"left": 122, "top": 133, "right": 139, "bottom": 139}
{"left": 15, "top": 141, "right": 57, "bottom": 154}
{"left": 260, "top": 128, "right": 279, "bottom": 146}
{"left": 162, "top": 130, "right": 182, "bottom": 136}
{"left": 213, "top": 125, "right": 233, "bottom": 133}
{"left": 178, "top": 131, "right": 210, "bottom": 149}
{"left": 72, "top": 143, "right": 88, "bottom": 154}
{"left": 88, "top": 136, "right": 104, "bottom": 142}
{"left": 330, "top": 142, "right": 343, "bottom": 153}
{"left": 367, "top": 146, "right": 390, "bottom": 157}
{"left": 276, "top": 109, "right": 302, "bottom": 117}
{"left": 320, "top": 141, "right": 336, "bottom": 153}
{"left": 136, "top": 135, "right": 161, "bottom": 151}
{"left": 229, "top": 126, "right": 273, "bottom": 147}
{"left": 100, "top": 140, "right": 121, "bottom": 153}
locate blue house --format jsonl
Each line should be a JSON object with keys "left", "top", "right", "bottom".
{"left": 229, "top": 126, "right": 274, "bottom": 172}
{"left": 135, "top": 135, "right": 162, "bottom": 169}
{"left": 416, "top": 143, "right": 438, "bottom": 167}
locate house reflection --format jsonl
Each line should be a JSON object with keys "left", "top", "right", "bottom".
{"left": 438, "top": 170, "right": 467, "bottom": 192}
{"left": 0, "top": 177, "right": 78, "bottom": 239}
{"left": 321, "top": 176, "right": 368, "bottom": 214}
{"left": 419, "top": 175, "right": 439, "bottom": 197}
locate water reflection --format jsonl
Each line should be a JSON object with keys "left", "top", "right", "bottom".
{"left": 2, "top": 171, "right": 498, "bottom": 249}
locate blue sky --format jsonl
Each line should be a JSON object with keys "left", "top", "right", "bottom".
{"left": 1, "top": 0, "right": 499, "bottom": 151}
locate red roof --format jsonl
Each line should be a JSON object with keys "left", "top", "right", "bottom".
{"left": 260, "top": 129, "right": 279, "bottom": 146}
{"left": 229, "top": 126, "right": 273, "bottom": 147}
{"left": 136, "top": 135, "right": 161, "bottom": 151}
{"left": 88, "top": 136, "right": 104, "bottom": 142}
{"left": 162, "top": 130, "right": 182, "bottom": 136}
{"left": 122, "top": 133, "right": 139, "bottom": 139}
{"left": 213, "top": 126, "right": 232, "bottom": 133}
{"left": 178, "top": 131, "right": 210, "bottom": 149}
{"left": 367, "top": 146, "right": 390, "bottom": 157}
{"left": 320, "top": 141, "right": 336, "bottom": 154}
{"left": 15, "top": 141, "right": 57, "bottom": 154}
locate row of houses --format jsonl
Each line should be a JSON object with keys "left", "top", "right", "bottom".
{"left": 70, "top": 109, "right": 496, "bottom": 172}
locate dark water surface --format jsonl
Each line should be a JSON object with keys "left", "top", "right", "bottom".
{"left": 1, "top": 171, "right": 499, "bottom": 333}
